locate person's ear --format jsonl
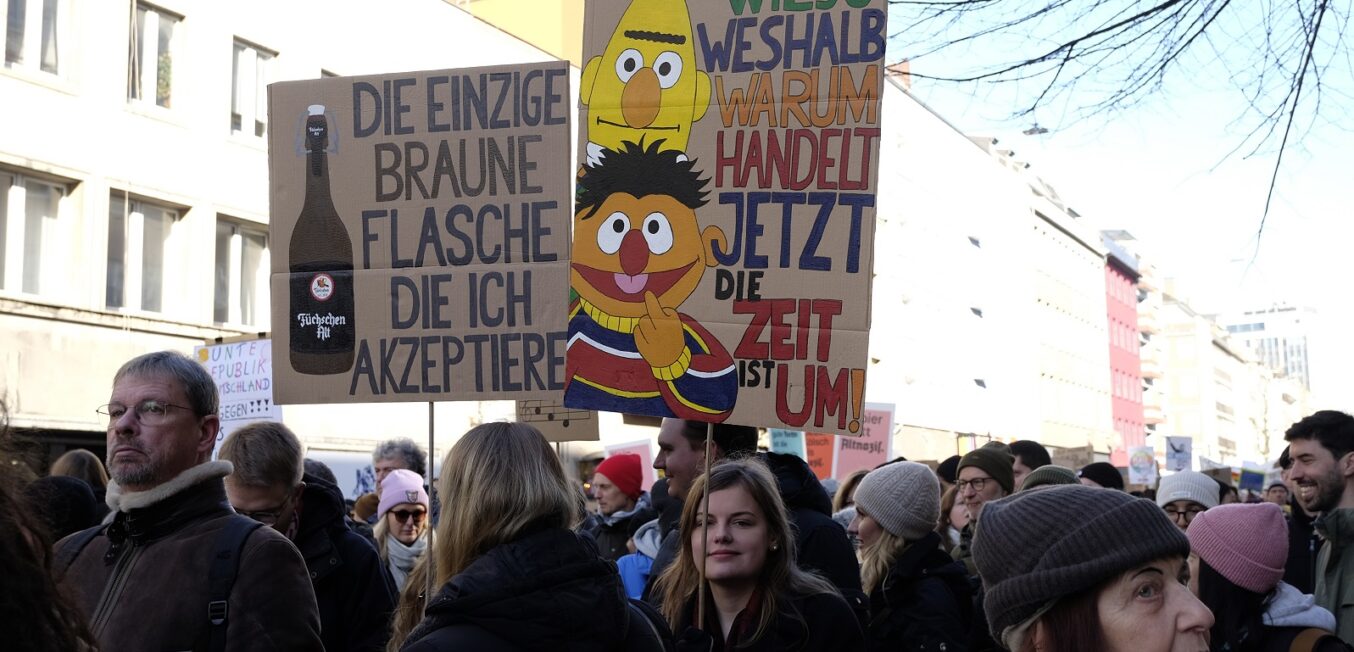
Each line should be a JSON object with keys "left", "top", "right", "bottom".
{"left": 197, "top": 414, "right": 220, "bottom": 459}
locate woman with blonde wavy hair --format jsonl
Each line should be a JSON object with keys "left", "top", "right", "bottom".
{"left": 848, "top": 461, "right": 971, "bottom": 650}
{"left": 396, "top": 422, "right": 633, "bottom": 651}
{"left": 656, "top": 457, "right": 864, "bottom": 651}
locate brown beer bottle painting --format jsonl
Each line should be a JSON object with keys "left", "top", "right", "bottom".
{"left": 289, "top": 104, "right": 356, "bottom": 375}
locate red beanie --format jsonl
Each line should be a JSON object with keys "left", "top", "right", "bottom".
{"left": 595, "top": 453, "right": 643, "bottom": 499}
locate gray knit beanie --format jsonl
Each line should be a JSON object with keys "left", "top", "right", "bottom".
{"left": 973, "top": 485, "right": 1189, "bottom": 647}
{"left": 852, "top": 461, "right": 941, "bottom": 541}
{"left": 958, "top": 447, "right": 1015, "bottom": 495}
{"left": 1156, "top": 471, "right": 1220, "bottom": 509}
{"left": 1019, "top": 464, "right": 1079, "bottom": 491}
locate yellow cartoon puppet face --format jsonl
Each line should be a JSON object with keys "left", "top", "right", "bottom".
{"left": 573, "top": 141, "right": 725, "bottom": 318}
{"left": 580, "top": 0, "right": 711, "bottom": 155}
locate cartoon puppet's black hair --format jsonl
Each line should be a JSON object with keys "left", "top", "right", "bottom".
{"left": 576, "top": 139, "right": 709, "bottom": 219}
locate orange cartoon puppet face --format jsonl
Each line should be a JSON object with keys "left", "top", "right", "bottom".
{"left": 572, "top": 141, "right": 725, "bottom": 318}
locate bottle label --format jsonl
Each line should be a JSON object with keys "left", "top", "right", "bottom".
{"left": 290, "top": 267, "right": 355, "bottom": 355}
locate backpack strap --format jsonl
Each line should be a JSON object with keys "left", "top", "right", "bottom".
{"left": 54, "top": 524, "right": 106, "bottom": 577}
{"left": 1291, "top": 627, "right": 1337, "bottom": 652}
{"left": 206, "top": 515, "right": 265, "bottom": 652}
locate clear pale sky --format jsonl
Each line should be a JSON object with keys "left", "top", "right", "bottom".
{"left": 887, "top": 4, "right": 1352, "bottom": 412}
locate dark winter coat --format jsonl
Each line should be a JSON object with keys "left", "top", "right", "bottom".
{"left": 1288, "top": 497, "right": 1321, "bottom": 595}
{"left": 587, "top": 496, "right": 657, "bottom": 562}
{"left": 673, "top": 588, "right": 866, "bottom": 652}
{"left": 294, "top": 472, "right": 398, "bottom": 652}
{"left": 56, "top": 462, "right": 322, "bottom": 652}
{"left": 866, "top": 531, "right": 971, "bottom": 652}
{"left": 1254, "top": 626, "right": 1353, "bottom": 651}
{"left": 400, "top": 525, "right": 633, "bottom": 651}
{"left": 761, "top": 451, "right": 868, "bottom": 618}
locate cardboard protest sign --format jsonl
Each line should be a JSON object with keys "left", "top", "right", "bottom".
{"left": 567, "top": 0, "right": 886, "bottom": 435}
{"left": 770, "top": 428, "right": 806, "bottom": 458}
{"left": 515, "top": 399, "right": 601, "bottom": 442}
{"left": 603, "top": 439, "right": 658, "bottom": 492}
{"left": 804, "top": 432, "right": 837, "bottom": 480}
{"left": 1128, "top": 446, "right": 1157, "bottom": 485}
{"left": 833, "top": 402, "right": 892, "bottom": 478}
{"left": 1165, "top": 436, "right": 1192, "bottom": 472}
{"left": 268, "top": 62, "right": 573, "bottom": 404}
{"left": 194, "top": 339, "right": 283, "bottom": 458}
{"left": 1050, "top": 444, "right": 1095, "bottom": 471}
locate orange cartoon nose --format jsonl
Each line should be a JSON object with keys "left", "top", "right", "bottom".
{"left": 619, "top": 230, "right": 649, "bottom": 276}
{"left": 621, "top": 67, "right": 661, "bottom": 129}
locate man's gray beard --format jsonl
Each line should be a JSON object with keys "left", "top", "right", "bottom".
{"left": 110, "top": 460, "right": 158, "bottom": 488}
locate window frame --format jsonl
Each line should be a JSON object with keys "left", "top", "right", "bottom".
{"left": 106, "top": 191, "right": 182, "bottom": 315}
{"left": 213, "top": 216, "right": 269, "bottom": 326}
{"left": 127, "top": 2, "right": 181, "bottom": 110}
{"left": 230, "top": 38, "right": 275, "bottom": 138}
{"left": 0, "top": 170, "right": 69, "bottom": 298}
{"left": 3, "top": 0, "right": 63, "bottom": 76}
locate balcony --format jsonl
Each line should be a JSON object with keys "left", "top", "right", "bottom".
{"left": 1144, "top": 404, "right": 1165, "bottom": 424}
{"left": 1140, "top": 357, "right": 1163, "bottom": 379}
{"left": 1138, "top": 310, "right": 1160, "bottom": 335}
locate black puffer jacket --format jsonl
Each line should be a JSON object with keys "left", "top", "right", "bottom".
{"left": 867, "top": 531, "right": 971, "bottom": 651}
{"left": 294, "top": 473, "right": 398, "bottom": 652}
{"left": 401, "top": 526, "right": 632, "bottom": 651}
{"left": 761, "top": 452, "right": 867, "bottom": 617}
{"left": 674, "top": 589, "right": 866, "bottom": 652}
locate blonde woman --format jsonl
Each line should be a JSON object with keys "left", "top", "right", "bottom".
{"left": 849, "top": 461, "right": 971, "bottom": 650}
{"left": 656, "top": 458, "right": 864, "bottom": 651}
{"left": 374, "top": 469, "right": 431, "bottom": 592}
{"left": 397, "top": 422, "right": 633, "bottom": 650}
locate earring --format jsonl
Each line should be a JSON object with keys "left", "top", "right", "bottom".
{"left": 770, "top": 543, "right": 779, "bottom": 551}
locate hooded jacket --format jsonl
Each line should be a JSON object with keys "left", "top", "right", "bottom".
{"left": 400, "top": 525, "right": 632, "bottom": 651}
{"left": 294, "top": 472, "right": 398, "bottom": 652}
{"left": 761, "top": 451, "right": 868, "bottom": 618}
{"left": 867, "top": 531, "right": 972, "bottom": 651}
{"left": 56, "top": 461, "right": 323, "bottom": 652}
{"left": 1253, "top": 583, "right": 1350, "bottom": 651}
{"left": 587, "top": 492, "right": 657, "bottom": 561}
{"left": 1315, "top": 508, "right": 1354, "bottom": 645}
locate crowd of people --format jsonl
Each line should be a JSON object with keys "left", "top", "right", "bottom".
{"left": 5, "top": 349, "right": 1354, "bottom": 651}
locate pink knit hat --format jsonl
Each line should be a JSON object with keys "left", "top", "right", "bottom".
{"left": 377, "top": 469, "right": 429, "bottom": 519}
{"left": 1186, "top": 502, "right": 1288, "bottom": 593}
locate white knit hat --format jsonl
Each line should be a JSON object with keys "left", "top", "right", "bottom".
{"left": 1156, "top": 471, "right": 1219, "bottom": 510}
{"left": 852, "top": 462, "right": 940, "bottom": 540}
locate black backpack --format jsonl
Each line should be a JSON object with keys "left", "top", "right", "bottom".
{"left": 56, "top": 514, "right": 264, "bottom": 652}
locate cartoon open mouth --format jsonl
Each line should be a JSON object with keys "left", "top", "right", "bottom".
{"left": 596, "top": 117, "right": 681, "bottom": 131}
{"left": 573, "top": 261, "right": 696, "bottom": 303}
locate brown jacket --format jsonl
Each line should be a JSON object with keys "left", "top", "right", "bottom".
{"left": 57, "top": 461, "right": 323, "bottom": 652}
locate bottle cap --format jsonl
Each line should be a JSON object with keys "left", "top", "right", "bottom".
{"left": 307, "top": 104, "right": 326, "bottom": 116}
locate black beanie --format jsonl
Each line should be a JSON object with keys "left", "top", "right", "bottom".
{"left": 973, "top": 485, "right": 1189, "bottom": 647}
{"left": 936, "top": 455, "right": 962, "bottom": 484}
{"left": 23, "top": 476, "right": 99, "bottom": 540}
{"left": 1078, "top": 462, "right": 1125, "bottom": 490}
{"left": 958, "top": 447, "right": 1015, "bottom": 495}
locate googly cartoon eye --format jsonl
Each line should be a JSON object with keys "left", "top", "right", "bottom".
{"left": 598, "top": 212, "right": 631, "bottom": 254}
{"left": 615, "top": 49, "right": 644, "bottom": 83}
{"left": 653, "top": 52, "right": 683, "bottom": 89}
{"left": 641, "top": 212, "right": 673, "bottom": 255}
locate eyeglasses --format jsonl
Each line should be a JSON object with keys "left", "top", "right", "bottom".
{"left": 1164, "top": 507, "right": 1206, "bottom": 522}
{"left": 96, "top": 399, "right": 194, "bottom": 426}
{"left": 390, "top": 509, "right": 427, "bottom": 524}
{"left": 237, "top": 495, "right": 295, "bottom": 526}
{"left": 956, "top": 477, "right": 992, "bottom": 492}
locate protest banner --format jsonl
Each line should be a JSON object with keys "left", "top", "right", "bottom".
{"left": 515, "top": 399, "right": 601, "bottom": 442}
{"left": 603, "top": 439, "right": 658, "bottom": 492}
{"left": 1050, "top": 444, "right": 1095, "bottom": 471}
{"left": 194, "top": 338, "right": 283, "bottom": 457}
{"left": 267, "top": 62, "right": 573, "bottom": 404}
{"left": 832, "top": 402, "right": 893, "bottom": 478}
{"left": 1128, "top": 446, "right": 1157, "bottom": 485}
{"left": 770, "top": 428, "right": 806, "bottom": 459}
{"left": 567, "top": 0, "right": 886, "bottom": 435}
{"left": 804, "top": 432, "right": 837, "bottom": 480}
{"left": 1165, "top": 436, "right": 1192, "bottom": 472}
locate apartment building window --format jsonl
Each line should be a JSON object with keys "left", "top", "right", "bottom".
{"left": 0, "top": 172, "right": 66, "bottom": 295}
{"left": 231, "top": 40, "right": 273, "bottom": 136}
{"left": 127, "top": 3, "right": 178, "bottom": 108}
{"left": 4, "top": 0, "right": 59, "bottom": 74}
{"left": 213, "top": 219, "right": 268, "bottom": 325}
{"left": 107, "top": 193, "right": 178, "bottom": 312}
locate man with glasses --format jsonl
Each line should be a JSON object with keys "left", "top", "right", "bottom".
{"left": 1155, "top": 470, "right": 1219, "bottom": 532}
{"left": 1287, "top": 410, "right": 1354, "bottom": 643}
{"left": 219, "top": 421, "right": 396, "bottom": 652}
{"left": 56, "top": 351, "right": 321, "bottom": 652}
{"left": 953, "top": 444, "right": 1015, "bottom": 652}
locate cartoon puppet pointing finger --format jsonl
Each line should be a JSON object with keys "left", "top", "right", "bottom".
{"left": 565, "top": 140, "right": 737, "bottom": 421}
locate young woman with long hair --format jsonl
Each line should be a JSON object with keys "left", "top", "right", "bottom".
{"left": 655, "top": 458, "right": 865, "bottom": 651}
{"left": 1187, "top": 503, "right": 1349, "bottom": 651}
{"left": 397, "top": 422, "right": 633, "bottom": 651}
{"left": 972, "top": 484, "right": 1213, "bottom": 652}
{"left": 850, "top": 462, "right": 970, "bottom": 650}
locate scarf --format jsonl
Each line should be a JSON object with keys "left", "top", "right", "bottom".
{"left": 387, "top": 533, "right": 426, "bottom": 591}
